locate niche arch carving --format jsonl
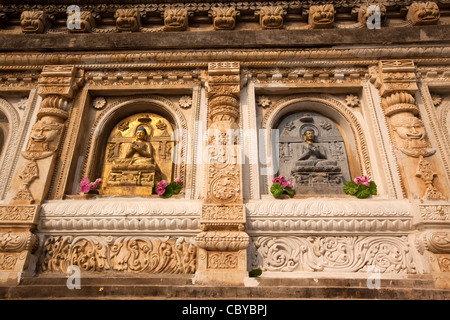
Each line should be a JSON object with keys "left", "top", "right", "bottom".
{"left": 262, "top": 94, "right": 372, "bottom": 196}
{"left": 0, "top": 98, "right": 21, "bottom": 200}
{"left": 81, "top": 96, "right": 188, "bottom": 197}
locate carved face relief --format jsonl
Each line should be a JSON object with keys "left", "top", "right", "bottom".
{"left": 407, "top": 2, "right": 440, "bottom": 25}
{"left": 22, "top": 119, "right": 63, "bottom": 160}
{"left": 309, "top": 5, "right": 335, "bottom": 29}
{"left": 390, "top": 115, "right": 436, "bottom": 157}
{"left": 68, "top": 11, "right": 96, "bottom": 33}
{"left": 20, "top": 11, "right": 46, "bottom": 34}
{"left": 114, "top": 9, "right": 141, "bottom": 32}
{"left": 259, "top": 6, "right": 284, "bottom": 29}
{"left": 212, "top": 7, "right": 237, "bottom": 30}
{"left": 164, "top": 8, "right": 188, "bottom": 31}
{"left": 358, "top": 4, "right": 387, "bottom": 26}
{"left": 392, "top": 116, "right": 426, "bottom": 141}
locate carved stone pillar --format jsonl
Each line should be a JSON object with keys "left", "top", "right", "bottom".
{"left": 195, "top": 62, "right": 249, "bottom": 285}
{"left": 376, "top": 60, "right": 448, "bottom": 200}
{"left": 0, "top": 65, "right": 83, "bottom": 284}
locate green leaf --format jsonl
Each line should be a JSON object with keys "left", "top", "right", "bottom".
{"left": 163, "top": 185, "right": 174, "bottom": 198}
{"left": 169, "top": 181, "right": 182, "bottom": 195}
{"left": 270, "top": 183, "right": 284, "bottom": 196}
{"left": 355, "top": 185, "right": 371, "bottom": 199}
{"left": 284, "top": 186, "right": 295, "bottom": 198}
{"left": 249, "top": 268, "right": 262, "bottom": 277}
{"left": 369, "top": 181, "right": 377, "bottom": 195}
{"left": 343, "top": 181, "right": 358, "bottom": 195}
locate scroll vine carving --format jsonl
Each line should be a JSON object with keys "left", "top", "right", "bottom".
{"left": 42, "top": 236, "right": 197, "bottom": 274}
{"left": 251, "top": 236, "right": 416, "bottom": 274}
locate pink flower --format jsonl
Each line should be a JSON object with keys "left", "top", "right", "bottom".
{"left": 272, "top": 177, "right": 281, "bottom": 184}
{"left": 94, "top": 178, "right": 103, "bottom": 186}
{"left": 360, "top": 176, "right": 369, "bottom": 183}
{"left": 174, "top": 178, "right": 182, "bottom": 184}
{"left": 354, "top": 177, "right": 362, "bottom": 185}
{"left": 156, "top": 186, "right": 166, "bottom": 195}
{"left": 80, "top": 184, "right": 91, "bottom": 193}
{"left": 287, "top": 181, "right": 293, "bottom": 189}
{"left": 362, "top": 181, "right": 370, "bottom": 187}
{"left": 281, "top": 179, "right": 289, "bottom": 188}
{"left": 157, "top": 180, "right": 168, "bottom": 188}
{"left": 80, "top": 177, "right": 90, "bottom": 187}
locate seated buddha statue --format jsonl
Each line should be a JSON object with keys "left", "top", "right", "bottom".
{"left": 294, "top": 129, "right": 340, "bottom": 172}
{"left": 113, "top": 125, "right": 155, "bottom": 171}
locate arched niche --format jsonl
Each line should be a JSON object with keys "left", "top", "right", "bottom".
{"left": 0, "top": 98, "right": 21, "bottom": 200}
{"left": 262, "top": 94, "right": 372, "bottom": 196}
{"left": 81, "top": 96, "right": 188, "bottom": 197}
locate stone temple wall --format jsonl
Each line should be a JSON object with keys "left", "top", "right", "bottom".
{"left": 0, "top": 0, "right": 449, "bottom": 288}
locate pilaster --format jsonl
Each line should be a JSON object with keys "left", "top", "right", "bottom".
{"left": 194, "top": 62, "right": 249, "bottom": 285}
{"left": 0, "top": 65, "right": 83, "bottom": 284}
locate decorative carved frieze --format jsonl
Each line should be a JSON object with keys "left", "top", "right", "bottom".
{"left": 419, "top": 204, "right": 450, "bottom": 222}
{"left": 42, "top": 236, "right": 197, "bottom": 274}
{"left": 246, "top": 199, "right": 412, "bottom": 234}
{"left": 0, "top": 205, "right": 40, "bottom": 225}
{"left": 251, "top": 236, "right": 416, "bottom": 274}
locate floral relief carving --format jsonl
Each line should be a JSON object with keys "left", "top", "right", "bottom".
{"left": 42, "top": 236, "right": 197, "bottom": 274}
{"left": 0, "top": 254, "right": 17, "bottom": 271}
{"left": 251, "top": 236, "right": 416, "bottom": 274}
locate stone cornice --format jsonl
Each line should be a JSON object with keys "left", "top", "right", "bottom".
{"left": 0, "top": 25, "right": 449, "bottom": 53}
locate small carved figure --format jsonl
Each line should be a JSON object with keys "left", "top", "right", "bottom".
{"left": 212, "top": 7, "right": 237, "bottom": 30}
{"left": 407, "top": 2, "right": 440, "bottom": 25}
{"left": 114, "top": 8, "right": 141, "bottom": 32}
{"left": 308, "top": 5, "right": 335, "bottom": 29}
{"left": 164, "top": 8, "right": 188, "bottom": 31}
{"left": 296, "top": 129, "right": 339, "bottom": 170}
{"left": 20, "top": 11, "right": 46, "bottom": 34}
{"left": 259, "top": 6, "right": 285, "bottom": 29}
{"left": 113, "top": 125, "right": 155, "bottom": 169}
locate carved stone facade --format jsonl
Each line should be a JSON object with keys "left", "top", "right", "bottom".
{"left": 0, "top": 0, "right": 450, "bottom": 295}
